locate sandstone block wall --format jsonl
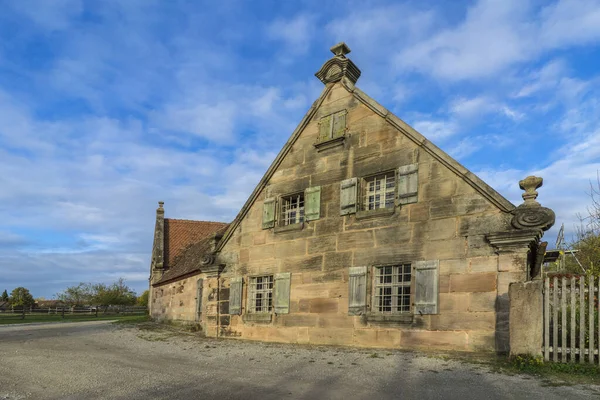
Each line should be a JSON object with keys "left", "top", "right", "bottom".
{"left": 151, "top": 81, "right": 527, "bottom": 352}
{"left": 151, "top": 278, "right": 200, "bottom": 322}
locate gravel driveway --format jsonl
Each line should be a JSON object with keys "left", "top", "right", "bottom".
{"left": 0, "top": 321, "right": 598, "bottom": 400}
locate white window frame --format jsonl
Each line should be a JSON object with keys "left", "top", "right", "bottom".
{"left": 372, "top": 264, "right": 412, "bottom": 314}
{"left": 279, "top": 192, "right": 305, "bottom": 226}
{"left": 247, "top": 275, "right": 274, "bottom": 314}
{"left": 362, "top": 171, "right": 396, "bottom": 211}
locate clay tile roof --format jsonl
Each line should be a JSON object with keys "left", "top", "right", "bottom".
{"left": 155, "top": 219, "right": 229, "bottom": 285}
{"left": 164, "top": 219, "right": 228, "bottom": 268}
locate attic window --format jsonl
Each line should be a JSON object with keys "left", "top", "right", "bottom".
{"left": 315, "top": 110, "right": 347, "bottom": 151}
{"left": 280, "top": 193, "right": 304, "bottom": 226}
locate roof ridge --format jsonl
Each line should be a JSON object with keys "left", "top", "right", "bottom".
{"left": 165, "top": 218, "right": 229, "bottom": 224}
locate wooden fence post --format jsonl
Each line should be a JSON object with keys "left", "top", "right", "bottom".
{"left": 21, "top": 307, "right": 25, "bottom": 320}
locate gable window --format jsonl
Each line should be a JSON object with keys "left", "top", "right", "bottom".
{"left": 280, "top": 193, "right": 304, "bottom": 226}
{"left": 248, "top": 275, "right": 274, "bottom": 313}
{"left": 362, "top": 172, "right": 396, "bottom": 211}
{"left": 373, "top": 264, "right": 412, "bottom": 314}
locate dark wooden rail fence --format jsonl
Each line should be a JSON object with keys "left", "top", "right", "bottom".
{"left": 0, "top": 306, "right": 148, "bottom": 322}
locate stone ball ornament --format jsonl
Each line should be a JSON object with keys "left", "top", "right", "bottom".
{"left": 510, "top": 175, "right": 555, "bottom": 232}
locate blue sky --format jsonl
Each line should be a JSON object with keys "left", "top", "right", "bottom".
{"left": 1, "top": 0, "right": 600, "bottom": 299}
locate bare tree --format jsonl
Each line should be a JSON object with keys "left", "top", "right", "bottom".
{"left": 565, "top": 172, "right": 600, "bottom": 274}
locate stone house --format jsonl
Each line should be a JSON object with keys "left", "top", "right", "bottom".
{"left": 149, "top": 43, "right": 555, "bottom": 353}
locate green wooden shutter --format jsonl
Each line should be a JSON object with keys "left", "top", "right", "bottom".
{"left": 414, "top": 260, "right": 439, "bottom": 315}
{"left": 397, "top": 163, "right": 418, "bottom": 205}
{"left": 262, "top": 197, "right": 276, "bottom": 229}
{"left": 304, "top": 186, "right": 321, "bottom": 221}
{"left": 332, "top": 111, "right": 347, "bottom": 138}
{"left": 230, "top": 277, "right": 243, "bottom": 315}
{"left": 340, "top": 177, "right": 358, "bottom": 215}
{"left": 348, "top": 266, "right": 367, "bottom": 315}
{"left": 318, "top": 115, "right": 332, "bottom": 142}
{"left": 274, "top": 272, "right": 291, "bottom": 314}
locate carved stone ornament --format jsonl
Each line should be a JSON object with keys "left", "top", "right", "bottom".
{"left": 315, "top": 42, "right": 361, "bottom": 85}
{"left": 510, "top": 176, "right": 555, "bottom": 231}
{"left": 200, "top": 254, "right": 215, "bottom": 266}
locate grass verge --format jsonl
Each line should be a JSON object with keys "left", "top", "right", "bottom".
{"left": 439, "top": 352, "right": 600, "bottom": 386}
{"left": 0, "top": 314, "right": 149, "bottom": 325}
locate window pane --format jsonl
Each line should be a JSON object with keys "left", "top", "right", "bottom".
{"left": 281, "top": 193, "right": 305, "bottom": 226}
{"left": 375, "top": 265, "right": 411, "bottom": 314}
{"left": 363, "top": 172, "right": 396, "bottom": 211}
{"left": 249, "top": 275, "right": 274, "bottom": 313}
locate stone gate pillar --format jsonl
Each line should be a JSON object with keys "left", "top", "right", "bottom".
{"left": 487, "top": 176, "right": 554, "bottom": 353}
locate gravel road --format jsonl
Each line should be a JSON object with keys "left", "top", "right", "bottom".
{"left": 0, "top": 321, "right": 598, "bottom": 400}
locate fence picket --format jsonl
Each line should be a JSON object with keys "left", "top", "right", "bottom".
{"left": 590, "top": 276, "right": 595, "bottom": 363}
{"left": 571, "top": 277, "right": 576, "bottom": 362}
{"left": 561, "top": 277, "right": 567, "bottom": 363}
{"left": 544, "top": 277, "right": 550, "bottom": 361}
{"left": 580, "top": 276, "right": 586, "bottom": 364}
{"left": 553, "top": 276, "right": 558, "bottom": 362}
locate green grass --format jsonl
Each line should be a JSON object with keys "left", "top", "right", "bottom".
{"left": 497, "top": 354, "right": 600, "bottom": 385}
{"left": 437, "top": 352, "right": 600, "bottom": 386}
{"left": 0, "top": 313, "right": 148, "bottom": 325}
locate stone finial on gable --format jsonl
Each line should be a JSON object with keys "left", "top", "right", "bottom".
{"left": 519, "top": 176, "right": 543, "bottom": 206}
{"left": 315, "top": 42, "right": 361, "bottom": 86}
{"left": 511, "top": 176, "right": 555, "bottom": 231}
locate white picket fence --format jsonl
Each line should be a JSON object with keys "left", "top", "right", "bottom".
{"left": 543, "top": 276, "right": 599, "bottom": 363}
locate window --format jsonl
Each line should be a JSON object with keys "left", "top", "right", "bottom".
{"left": 373, "top": 264, "right": 411, "bottom": 314}
{"left": 280, "top": 193, "right": 304, "bottom": 226}
{"left": 362, "top": 172, "right": 396, "bottom": 211}
{"left": 248, "top": 275, "right": 274, "bottom": 313}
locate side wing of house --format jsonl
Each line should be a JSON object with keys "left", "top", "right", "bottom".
{"left": 148, "top": 204, "right": 228, "bottom": 322}
{"left": 162, "top": 43, "right": 555, "bottom": 352}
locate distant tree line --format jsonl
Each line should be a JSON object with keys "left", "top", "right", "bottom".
{"left": 1, "top": 278, "right": 149, "bottom": 308}
{"left": 55, "top": 278, "right": 148, "bottom": 307}
{"left": 1, "top": 287, "right": 35, "bottom": 307}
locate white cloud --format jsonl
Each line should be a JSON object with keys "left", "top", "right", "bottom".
{"left": 412, "top": 120, "right": 458, "bottom": 141}
{"left": 515, "top": 59, "right": 567, "bottom": 97}
{"left": 267, "top": 14, "right": 316, "bottom": 55}
{"left": 539, "top": 0, "right": 600, "bottom": 48}
{"left": 395, "top": 0, "right": 600, "bottom": 81}
{"left": 157, "top": 102, "right": 237, "bottom": 142}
